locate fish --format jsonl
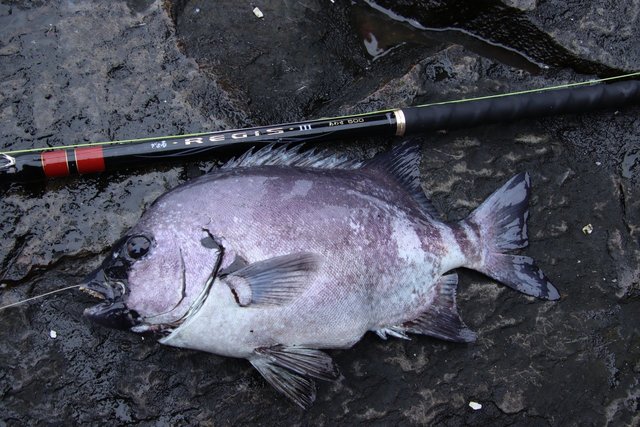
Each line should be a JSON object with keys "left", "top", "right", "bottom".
{"left": 80, "top": 142, "right": 559, "bottom": 408}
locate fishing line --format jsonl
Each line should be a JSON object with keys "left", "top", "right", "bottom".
{"left": 413, "top": 71, "right": 640, "bottom": 107}
{"left": 0, "top": 284, "right": 81, "bottom": 311}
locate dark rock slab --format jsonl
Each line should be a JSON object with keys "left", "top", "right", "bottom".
{"left": 0, "top": 0, "right": 638, "bottom": 425}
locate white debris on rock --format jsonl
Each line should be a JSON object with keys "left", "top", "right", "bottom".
{"left": 253, "top": 7, "right": 264, "bottom": 18}
{"left": 49, "top": 330, "right": 57, "bottom": 339}
{"left": 469, "top": 401, "right": 482, "bottom": 410}
{"left": 582, "top": 223, "right": 594, "bottom": 235}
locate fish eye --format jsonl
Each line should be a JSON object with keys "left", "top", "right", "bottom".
{"left": 126, "top": 235, "right": 151, "bottom": 259}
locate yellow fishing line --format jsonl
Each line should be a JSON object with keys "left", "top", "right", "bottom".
{"left": 2, "top": 72, "right": 638, "bottom": 156}
{"left": 413, "top": 71, "right": 640, "bottom": 108}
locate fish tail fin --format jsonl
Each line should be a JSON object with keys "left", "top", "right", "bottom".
{"left": 462, "top": 172, "right": 560, "bottom": 300}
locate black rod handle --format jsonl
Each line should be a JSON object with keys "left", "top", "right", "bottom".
{"left": 400, "top": 79, "right": 640, "bottom": 135}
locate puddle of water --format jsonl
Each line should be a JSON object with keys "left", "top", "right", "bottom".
{"left": 354, "top": 2, "right": 544, "bottom": 74}
{"left": 170, "top": 0, "right": 423, "bottom": 123}
{"left": 354, "top": 0, "right": 624, "bottom": 77}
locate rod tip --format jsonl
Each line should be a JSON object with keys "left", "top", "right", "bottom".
{"left": 0, "top": 153, "right": 16, "bottom": 172}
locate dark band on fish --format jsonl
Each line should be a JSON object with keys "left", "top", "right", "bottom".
{"left": 200, "top": 234, "right": 220, "bottom": 249}
{"left": 451, "top": 221, "right": 482, "bottom": 263}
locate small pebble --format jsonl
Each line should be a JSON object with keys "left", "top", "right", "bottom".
{"left": 582, "top": 223, "right": 593, "bottom": 235}
{"left": 253, "top": 7, "right": 264, "bottom": 18}
{"left": 469, "top": 401, "right": 482, "bottom": 410}
{"left": 49, "top": 330, "right": 57, "bottom": 339}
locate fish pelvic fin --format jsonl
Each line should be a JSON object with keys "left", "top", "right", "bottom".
{"left": 461, "top": 172, "right": 560, "bottom": 300}
{"left": 250, "top": 345, "right": 339, "bottom": 409}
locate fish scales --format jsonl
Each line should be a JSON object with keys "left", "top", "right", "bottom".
{"left": 81, "top": 142, "right": 559, "bottom": 408}
{"left": 150, "top": 167, "right": 446, "bottom": 346}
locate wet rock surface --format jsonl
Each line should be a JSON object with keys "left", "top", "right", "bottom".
{"left": 0, "top": 0, "right": 638, "bottom": 425}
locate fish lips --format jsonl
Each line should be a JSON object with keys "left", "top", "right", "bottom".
{"left": 80, "top": 266, "right": 141, "bottom": 331}
{"left": 79, "top": 266, "right": 119, "bottom": 300}
{"left": 83, "top": 300, "right": 141, "bottom": 330}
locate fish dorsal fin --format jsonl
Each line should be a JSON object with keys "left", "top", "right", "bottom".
{"left": 221, "top": 143, "right": 364, "bottom": 170}
{"left": 403, "top": 272, "right": 477, "bottom": 343}
{"left": 365, "top": 141, "right": 440, "bottom": 219}
{"left": 250, "top": 345, "right": 339, "bottom": 409}
{"left": 222, "top": 253, "right": 320, "bottom": 307}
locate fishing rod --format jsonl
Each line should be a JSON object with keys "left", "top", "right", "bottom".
{"left": 1, "top": 73, "right": 639, "bottom": 182}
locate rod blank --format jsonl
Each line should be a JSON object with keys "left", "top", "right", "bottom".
{"left": 1, "top": 79, "right": 639, "bottom": 182}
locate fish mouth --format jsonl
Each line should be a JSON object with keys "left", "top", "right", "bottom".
{"left": 81, "top": 287, "right": 106, "bottom": 300}
{"left": 79, "top": 266, "right": 123, "bottom": 301}
{"left": 79, "top": 266, "right": 140, "bottom": 330}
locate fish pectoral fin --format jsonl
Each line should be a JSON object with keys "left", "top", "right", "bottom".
{"left": 223, "top": 252, "right": 320, "bottom": 307}
{"left": 404, "top": 272, "right": 477, "bottom": 343}
{"left": 250, "top": 345, "right": 339, "bottom": 409}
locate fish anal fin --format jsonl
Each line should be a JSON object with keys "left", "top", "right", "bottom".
{"left": 404, "top": 272, "right": 477, "bottom": 343}
{"left": 375, "top": 326, "right": 411, "bottom": 340}
{"left": 223, "top": 253, "right": 320, "bottom": 307}
{"left": 250, "top": 345, "right": 339, "bottom": 409}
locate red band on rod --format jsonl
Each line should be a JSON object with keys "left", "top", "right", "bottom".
{"left": 75, "top": 146, "right": 105, "bottom": 174}
{"left": 41, "top": 150, "right": 70, "bottom": 178}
